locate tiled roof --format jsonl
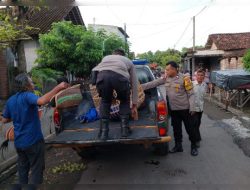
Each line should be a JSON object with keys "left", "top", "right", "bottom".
{"left": 27, "top": 6, "right": 85, "bottom": 35}
{"left": 206, "top": 32, "right": 250, "bottom": 50}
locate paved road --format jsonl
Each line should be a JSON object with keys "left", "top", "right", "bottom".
{"left": 75, "top": 101, "right": 250, "bottom": 187}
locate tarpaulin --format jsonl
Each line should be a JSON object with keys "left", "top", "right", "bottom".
{"left": 210, "top": 69, "right": 250, "bottom": 90}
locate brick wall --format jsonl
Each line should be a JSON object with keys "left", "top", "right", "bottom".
{"left": 220, "top": 57, "right": 243, "bottom": 70}
{"left": 0, "top": 51, "right": 9, "bottom": 99}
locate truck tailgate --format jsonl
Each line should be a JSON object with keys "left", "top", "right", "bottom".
{"left": 46, "top": 125, "right": 160, "bottom": 145}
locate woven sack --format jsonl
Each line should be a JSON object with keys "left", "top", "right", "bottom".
{"left": 5, "top": 126, "right": 14, "bottom": 141}
{"left": 136, "top": 83, "right": 146, "bottom": 108}
{"left": 89, "top": 83, "right": 145, "bottom": 119}
{"left": 54, "top": 84, "right": 83, "bottom": 109}
{"left": 1, "top": 107, "right": 44, "bottom": 142}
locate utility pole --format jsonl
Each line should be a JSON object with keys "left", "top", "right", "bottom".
{"left": 192, "top": 16, "right": 195, "bottom": 78}
{"left": 124, "top": 23, "right": 129, "bottom": 56}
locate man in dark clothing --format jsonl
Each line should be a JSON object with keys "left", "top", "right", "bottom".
{"left": 2, "top": 73, "right": 69, "bottom": 185}
{"left": 141, "top": 61, "right": 198, "bottom": 156}
{"left": 92, "top": 49, "right": 138, "bottom": 140}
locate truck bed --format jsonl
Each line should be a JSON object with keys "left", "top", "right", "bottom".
{"left": 46, "top": 108, "right": 160, "bottom": 144}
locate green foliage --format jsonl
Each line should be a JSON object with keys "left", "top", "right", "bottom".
{"left": 243, "top": 49, "right": 250, "bottom": 71}
{"left": 137, "top": 51, "right": 154, "bottom": 62}
{"left": 30, "top": 67, "right": 63, "bottom": 92}
{"left": 51, "top": 162, "right": 86, "bottom": 174}
{"left": 74, "top": 30, "right": 103, "bottom": 77}
{"left": 102, "top": 34, "right": 127, "bottom": 56}
{"left": 37, "top": 21, "right": 103, "bottom": 77}
{"left": 137, "top": 49, "right": 182, "bottom": 67}
{"left": 37, "top": 23, "right": 131, "bottom": 77}
{"left": 95, "top": 29, "right": 129, "bottom": 57}
{"left": 0, "top": 6, "right": 37, "bottom": 49}
{"left": 0, "top": 9, "right": 23, "bottom": 48}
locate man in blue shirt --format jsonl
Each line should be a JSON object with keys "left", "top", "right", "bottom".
{"left": 2, "top": 73, "right": 69, "bottom": 185}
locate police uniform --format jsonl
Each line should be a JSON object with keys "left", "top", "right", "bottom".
{"left": 142, "top": 73, "right": 197, "bottom": 147}
{"left": 92, "top": 54, "right": 138, "bottom": 140}
{"left": 165, "top": 73, "right": 196, "bottom": 146}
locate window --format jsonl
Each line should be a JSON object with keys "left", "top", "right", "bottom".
{"left": 136, "top": 68, "right": 152, "bottom": 84}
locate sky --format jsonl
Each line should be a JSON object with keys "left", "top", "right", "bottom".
{"left": 78, "top": 0, "right": 250, "bottom": 54}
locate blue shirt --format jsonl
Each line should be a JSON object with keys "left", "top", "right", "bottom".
{"left": 3, "top": 92, "right": 43, "bottom": 148}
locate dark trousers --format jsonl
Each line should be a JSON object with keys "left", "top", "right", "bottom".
{"left": 96, "top": 71, "right": 130, "bottom": 119}
{"left": 191, "top": 112, "right": 203, "bottom": 142}
{"left": 171, "top": 109, "right": 197, "bottom": 144}
{"left": 16, "top": 140, "right": 45, "bottom": 185}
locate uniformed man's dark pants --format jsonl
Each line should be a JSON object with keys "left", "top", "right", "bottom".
{"left": 96, "top": 71, "right": 130, "bottom": 119}
{"left": 191, "top": 112, "right": 203, "bottom": 142}
{"left": 171, "top": 109, "right": 197, "bottom": 144}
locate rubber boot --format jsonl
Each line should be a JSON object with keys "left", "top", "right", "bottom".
{"left": 120, "top": 115, "right": 132, "bottom": 138}
{"left": 98, "top": 119, "right": 109, "bottom": 141}
{"left": 191, "top": 143, "right": 198, "bottom": 156}
{"left": 169, "top": 142, "right": 183, "bottom": 153}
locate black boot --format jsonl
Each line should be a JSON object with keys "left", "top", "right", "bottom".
{"left": 120, "top": 115, "right": 132, "bottom": 138}
{"left": 169, "top": 142, "right": 183, "bottom": 153}
{"left": 98, "top": 119, "right": 109, "bottom": 141}
{"left": 191, "top": 143, "right": 198, "bottom": 156}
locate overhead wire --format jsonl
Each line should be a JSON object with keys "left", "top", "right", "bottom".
{"left": 105, "top": 0, "right": 123, "bottom": 23}
{"left": 173, "top": 0, "right": 214, "bottom": 49}
{"left": 132, "top": 23, "right": 181, "bottom": 39}
{"left": 173, "top": 18, "right": 192, "bottom": 49}
{"left": 134, "top": 0, "right": 149, "bottom": 25}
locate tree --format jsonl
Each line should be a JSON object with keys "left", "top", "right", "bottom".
{"left": 102, "top": 34, "right": 127, "bottom": 56}
{"left": 243, "top": 49, "right": 250, "bottom": 71}
{"left": 36, "top": 21, "right": 103, "bottom": 77}
{"left": 0, "top": 7, "right": 31, "bottom": 48}
{"left": 30, "top": 67, "right": 63, "bottom": 94}
{"left": 137, "top": 49, "right": 182, "bottom": 67}
{"left": 137, "top": 51, "right": 155, "bottom": 63}
{"left": 95, "top": 29, "right": 130, "bottom": 57}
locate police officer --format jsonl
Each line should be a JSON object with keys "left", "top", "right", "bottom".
{"left": 142, "top": 61, "right": 198, "bottom": 156}
{"left": 92, "top": 49, "right": 138, "bottom": 140}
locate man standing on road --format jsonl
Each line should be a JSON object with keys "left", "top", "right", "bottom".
{"left": 142, "top": 61, "right": 198, "bottom": 156}
{"left": 2, "top": 73, "right": 69, "bottom": 185}
{"left": 92, "top": 49, "right": 138, "bottom": 140}
{"left": 192, "top": 69, "right": 208, "bottom": 147}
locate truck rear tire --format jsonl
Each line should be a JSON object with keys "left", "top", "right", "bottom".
{"left": 153, "top": 142, "right": 169, "bottom": 156}
{"left": 73, "top": 147, "right": 97, "bottom": 159}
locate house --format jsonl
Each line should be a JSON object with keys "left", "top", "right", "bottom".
{"left": 183, "top": 32, "right": 250, "bottom": 75}
{"left": 24, "top": 6, "right": 85, "bottom": 72}
{"left": 88, "top": 24, "right": 129, "bottom": 41}
{"left": 0, "top": 6, "right": 85, "bottom": 99}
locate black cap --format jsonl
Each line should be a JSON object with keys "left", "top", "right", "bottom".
{"left": 167, "top": 61, "right": 179, "bottom": 69}
{"left": 112, "top": 48, "right": 126, "bottom": 56}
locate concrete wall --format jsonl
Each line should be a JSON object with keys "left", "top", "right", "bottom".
{"left": 24, "top": 40, "right": 39, "bottom": 72}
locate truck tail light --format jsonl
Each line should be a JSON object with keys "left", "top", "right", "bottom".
{"left": 157, "top": 101, "right": 168, "bottom": 137}
{"left": 157, "top": 101, "right": 167, "bottom": 121}
{"left": 159, "top": 128, "right": 167, "bottom": 136}
{"left": 53, "top": 108, "right": 60, "bottom": 126}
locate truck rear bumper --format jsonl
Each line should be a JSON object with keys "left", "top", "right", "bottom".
{"left": 46, "top": 135, "right": 171, "bottom": 148}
